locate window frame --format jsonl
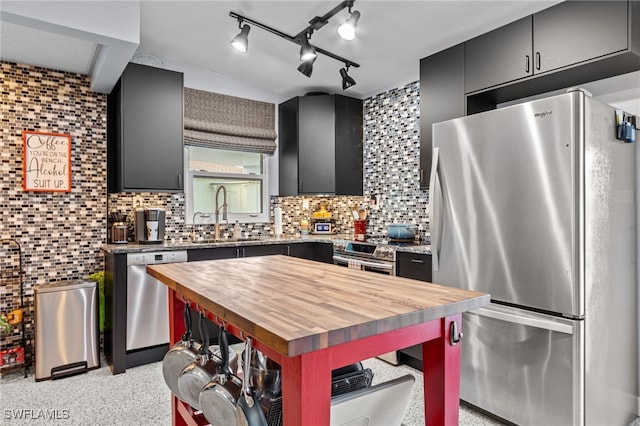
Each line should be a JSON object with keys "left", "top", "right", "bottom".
{"left": 184, "top": 146, "right": 270, "bottom": 225}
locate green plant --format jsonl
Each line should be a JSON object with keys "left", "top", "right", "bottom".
{"left": 89, "top": 271, "right": 105, "bottom": 332}
{"left": 0, "top": 314, "right": 10, "bottom": 334}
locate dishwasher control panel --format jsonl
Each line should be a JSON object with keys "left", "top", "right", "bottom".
{"left": 127, "top": 250, "right": 188, "bottom": 265}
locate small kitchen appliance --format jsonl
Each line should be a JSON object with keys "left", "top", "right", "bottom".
{"left": 311, "top": 218, "right": 335, "bottom": 234}
{"left": 134, "top": 207, "right": 166, "bottom": 244}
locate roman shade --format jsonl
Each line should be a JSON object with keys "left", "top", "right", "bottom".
{"left": 183, "top": 87, "right": 277, "bottom": 154}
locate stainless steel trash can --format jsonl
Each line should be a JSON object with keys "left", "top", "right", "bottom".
{"left": 35, "top": 279, "right": 100, "bottom": 381}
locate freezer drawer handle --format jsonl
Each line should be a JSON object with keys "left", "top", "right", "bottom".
{"left": 468, "top": 307, "right": 574, "bottom": 335}
{"left": 449, "top": 320, "right": 463, "bottom": 346}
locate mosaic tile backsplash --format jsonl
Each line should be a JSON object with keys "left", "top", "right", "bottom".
{"left": 2, "top": 60, "right": 428, "bottom": 355}
{"left": 108, "top": 81, "right": 429, "bottom": 242}
{"left": 0, "top": 61, "right": 107, "bottom": 351}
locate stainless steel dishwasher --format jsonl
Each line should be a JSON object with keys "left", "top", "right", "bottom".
{"left": 126, "top": 251, "right": 187, "bottom": 351}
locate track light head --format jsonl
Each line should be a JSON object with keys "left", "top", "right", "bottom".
{"left": 340, "top": 66, "right": 356, "bottom": 90}
{"left": 338, "top": 10, "right": 360, "bottom": 41}
{"left": 299, "top": 32, "right": 317, "bottom": 61}
{"left": 297, "top": 56, "right": 317, "bottom": 78}
{"left": 231, "top": 24, "right": 250, "bottom": 52}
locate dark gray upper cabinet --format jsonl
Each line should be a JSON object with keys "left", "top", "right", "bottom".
{"left": 464, "top": 17, "right": 533, "bottom": 94}
{"left": 419, "top": 44, "right": 465, "bottom": 189}
{"left": 533, "top": 1, "right": 628, "bottom": 73}
{"left": 108, "top": 63, "right": 184, "bottom": 193}
{"left": 278, "top": 94, "right": 363, "bottom": 196}
{"left": 465, "top": 1, "right": 634, "bottom": 94}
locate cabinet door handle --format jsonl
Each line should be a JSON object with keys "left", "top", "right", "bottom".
{"left": 411, "top": 259, "right": 425, "bottom": 264}
{"left": 286, "top": 246, "right": 291, "bottom": 256}
{"left": 419, "top": 169, "right": 424, "bottom": 184}
{"left": 535, "top": 52, "right": 541, "bottom": 71}
{"left": 177, "top": 174, "right": 182, "bottom": 187}
{"left": 236, "top": 248, "right": 240, "bottom": 258}
{"left": 525, "top": 55, "right": 530, "bottom": 73}
{"left": 298, "top": 179, "right": 303, "bottom": 192}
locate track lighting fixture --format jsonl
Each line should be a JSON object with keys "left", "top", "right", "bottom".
{"left": 338, "top": 8, "right": 360, "bottom": 41}
{"left": 299, "top": 32, "right": 317, "bottom": 62}
{"left": 229, "top": 0, "right": 360, "bottom": 88}
{"left": 340, "top": 65, "right": 356, "bottom": 90}
{"left": 230, "top": 21, "right": 250, "bottom": 52}
{"left": 297, "top": 56, "right": 316, "bottom": 78}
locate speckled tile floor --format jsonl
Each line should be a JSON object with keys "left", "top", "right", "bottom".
{"left": 0, "top": 356, "right": 638, "bottom": 426}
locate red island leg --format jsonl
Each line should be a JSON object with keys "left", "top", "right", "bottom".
{"left": 423, "top": 314, "right": 462, "bottom": 426}
{"left": 280, "top": 349, "right": 332, "bottom": 425}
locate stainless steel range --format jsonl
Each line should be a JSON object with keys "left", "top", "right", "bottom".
{"left": 332, "top": 238, "right": 421, "bottom": 366}
{"left": 332, "top": 239, "right": 397, "bottom": 275}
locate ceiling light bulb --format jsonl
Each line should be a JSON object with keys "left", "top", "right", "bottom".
{"left": 338, "top": 10, "right": 360, "bottom": 41}
{"left": 297, "top": 56, "right": 316, "bottom": 78}
{"left": 340, "top": 67, "right": 356, "bottom": 90}
{"left": 230, "top": 24, "right": 250, "bottom": 52}
{"left": 299, "top": 33, "right": 317, "bottom": 61}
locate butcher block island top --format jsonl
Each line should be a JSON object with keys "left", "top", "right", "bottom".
{"left": 147, "top": 255, "right": 489, "bottom": 357}
{"left": 148, "top": 255, "right": 489, "bottom": 426}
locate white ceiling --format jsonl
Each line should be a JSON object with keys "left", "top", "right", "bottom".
{"left": 1, "top": 0, "right": 638, "bottom": 111}
{"left": 1, "top": 0, "right": 561, "bottom": 99}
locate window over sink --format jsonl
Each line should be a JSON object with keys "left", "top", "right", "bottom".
{"left": 184, "top": 146, "right": 269, "bottom": 224}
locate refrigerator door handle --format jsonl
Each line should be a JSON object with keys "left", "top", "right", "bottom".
{"left": 468, "top": 306, "right": 574, "bottom": 335}
{"left": 428, "top": 147, "right": 441, "bottom": 271}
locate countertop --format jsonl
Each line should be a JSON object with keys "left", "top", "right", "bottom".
{"left": 147, "top": 255, "right": 486, "bottom": 357}
{"left": 101, "top": 234, "right": 432, "bottom": 255}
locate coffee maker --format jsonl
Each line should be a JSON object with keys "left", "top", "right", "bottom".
{"left": 134, "top": 207, "right": 166, "bottom": 244}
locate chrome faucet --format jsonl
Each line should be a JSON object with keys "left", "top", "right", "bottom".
{"left": 214, "top": 185, "right": 227, "bottom": 240}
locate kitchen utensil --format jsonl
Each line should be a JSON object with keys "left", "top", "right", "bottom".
{"left": 235, "top": 337, "right": 268, "bottom": 426}
{"left": 162, "top": 304, "right": 202, "bottom": 402}
{"left": 387, "top": 223, "right": 417, "bottom": 240}
{"left": 177, "top": 312, "right": 223, "bottom": 410}
{"left": 350, "top": 207, "right": 360, "bottom": 220}
{"left": 354, "top": 220, "right": 367, "bottom": 241}
{"left": 199, "top": 326, "right": 243, "bottom": 425}
{"left": 358, "top": 209, "right": 367, "bottom": 220}
{"left": 241, "top": 347, "right": 282, "bottom": 398}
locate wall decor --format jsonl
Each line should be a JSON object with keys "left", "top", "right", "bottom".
{"left": 22, "top": 130, "right": 71, "bottom": 192}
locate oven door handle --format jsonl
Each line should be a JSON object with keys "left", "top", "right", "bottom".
{"left": 332, "top": 255, "right": 394, "bottom": 270}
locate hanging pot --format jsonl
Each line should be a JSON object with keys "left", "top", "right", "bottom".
{"left": 177, "top": 312, "right": 224, "bottom": 411}
{"left": 235, "top": 337, "right": 268, "bottom": 426}
{"left": 240, "top": 347, "right": 282, "bottom": 399}
{"left": 162, "top": 303, "right": 202, "bottom": 402}
{"left": 199, "top": 326, "right": 243, "bottom": 424}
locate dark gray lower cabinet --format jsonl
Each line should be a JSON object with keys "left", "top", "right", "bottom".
{"left": 396, "top": 251, "right": 432, "bottom": 371}
{"left": 396, "top": 252, "right": 432, "bottom": 282}
{"left": 287, "top": 242, "right": 333, "bottom": 263}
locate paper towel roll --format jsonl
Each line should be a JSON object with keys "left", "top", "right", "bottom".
{"left": 274, "top": 205, "right": 283, "bottom": 236}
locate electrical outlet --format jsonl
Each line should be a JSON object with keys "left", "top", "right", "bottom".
{"left": 302, "top": 198, "right": 309, "bottom": 210}
{"left": 133, "top": 195, "right": 143, "bottom": 208}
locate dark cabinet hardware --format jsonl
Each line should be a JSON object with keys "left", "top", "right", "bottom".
{"left": 535, "top": 51, "right": 541, "bottom": 71}
{"left": 525, "top": 55, "right": 530, "bottom": 73}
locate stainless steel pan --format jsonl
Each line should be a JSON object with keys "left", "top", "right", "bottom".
{"left": 177, "top": 312, "right": 223, "bottom": 410}
{"left": 162, "top": 303, "right": 201, "bottom": 402}
{"left": 235, "top": 337, "right": 268, "bottom": 426}
{"left": 199, "top": 326, "right": 243, "bottom": 424}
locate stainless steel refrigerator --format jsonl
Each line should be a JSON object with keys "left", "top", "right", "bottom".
{"left": 430, "top": 90, "right": 637, "bottom": 426}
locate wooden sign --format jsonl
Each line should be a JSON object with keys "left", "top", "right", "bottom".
{"left": 22, "top": 131, "right": 71, "bottom": 192}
